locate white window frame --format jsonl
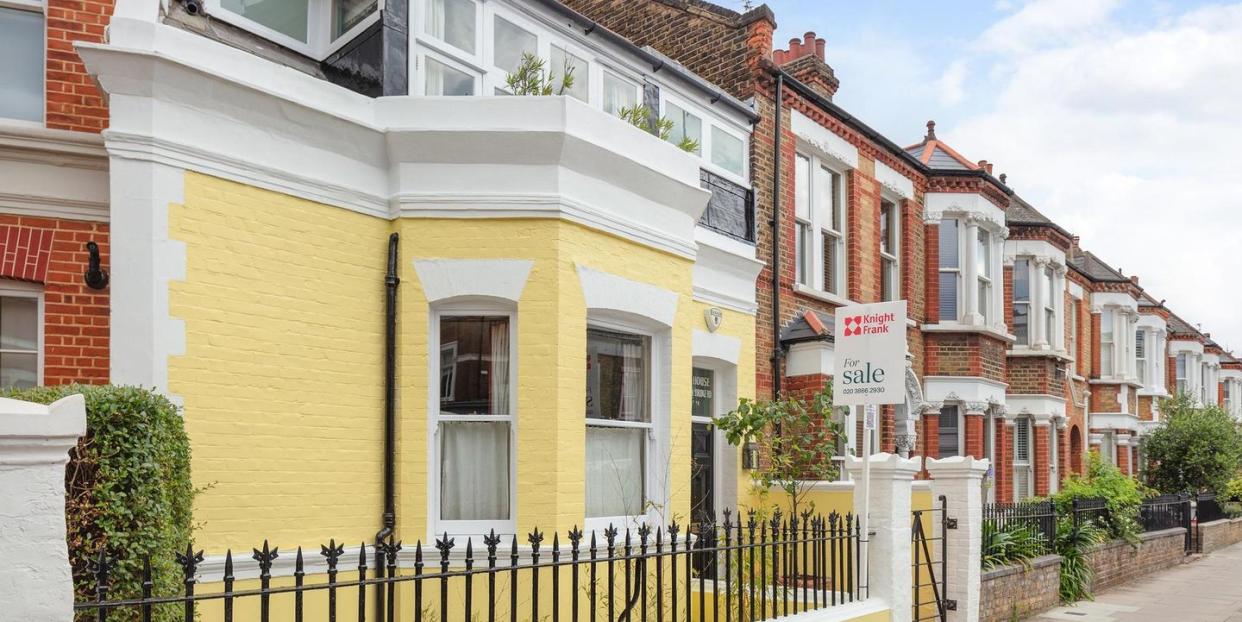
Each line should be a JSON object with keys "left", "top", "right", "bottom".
{"left": 0, "top": 280, "right": 43, "bottom": 388}
{"left": 418, "top": 49, "right": 483, "bottom": 96}
{"left": 976, "top": 228, "right": 993, "bottom": 324}
{"left": 484, "top": 6, "right": 542, "bottom": 94}
{"left": 1013, "top": 417, "right": 1033, "bottom": 502}
{"left": 1100, "top": 308, "right": 1115, "bottom": 378}
{"left": 204, "top": 0, "right": 383, "bottom": 60}
{"left": 660, "top": 93, "right": 750, "bottom": 187}
{"left": 1041, "top": 264, "right": 1057, "bottom": 349}
{"left": 428, "top": 304, "right": 518, "bottom": 539}
{"left": 793, "top": 148, "right": 848, "bottom": 300}
{"left": 1012, "top": 258, "right": 1032, "bottom": 346}
{"left": 879, "top": 196, "right": 901, "bottom": 302}
{"left": 1135, "top": 329, "right": 1148, "bottom": 387}
{"left": 584, "top": 317, "right": 668, "bottom": 535}
{"left": 1176, "top": 353, "right": 1189, "bottom": 395}
{"left": 599, "top": 68, "right": 640, "bottom": 116}
{"left": 1, "top": 0, "right": 45, "bottom": 126}
{"left": 937, "top": 405, "right": 964, "bottom": 458}
{"left": 1068, "top": 297, "right": 1079, "bottom": 365}
{"left": 938, "top": 218, "right": 962, "bottom": 322}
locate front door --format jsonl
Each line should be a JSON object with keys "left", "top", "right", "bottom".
{"left": 690, "top": 367, "right": 716, "bottom": 526}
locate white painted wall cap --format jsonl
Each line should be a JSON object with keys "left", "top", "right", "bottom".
{"left": 925, "top": 456, "right": 990, "bottom": 475}
{"left": 843, "top": 452, "right": 921, "bottom": 473}
{"left": 0, "top": 394, "right": 87, "bottom": 438}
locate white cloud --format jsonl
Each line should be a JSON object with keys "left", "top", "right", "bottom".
{"left": 936, "top": 60, "right": 969, "bottom": 105}
{"left": 942, "top": 1, "right": 1242, "bottom": 349}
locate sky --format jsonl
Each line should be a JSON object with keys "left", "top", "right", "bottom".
{"left": 724, "top": 0, "right": 1242, "bottom": 350}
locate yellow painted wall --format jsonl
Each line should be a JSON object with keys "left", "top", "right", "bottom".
{"left": 171, "top": 173, "right": 758, "bottom": 555}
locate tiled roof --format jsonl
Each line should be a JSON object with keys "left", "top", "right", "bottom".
{"left": 1068, "top": 250, "right": 1130, "bottom": 283}
{"left": 1006, "top": 195, "right": 1074, "bottom": 238}
{"left": 904, "top": 121, "right": 980, "bottom": 171}
{"left": 780, "top": 309, "right": 835, "bottom": 344}
{"left": 1167, "top": 312, "right": 1202, "bottom": 338}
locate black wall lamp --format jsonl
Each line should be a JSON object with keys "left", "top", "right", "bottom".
{"left": 84, "top": 241, "right": 109, "bottom": 290}
{"left": 742, "top": 441, "right": 759, "bottom": 470}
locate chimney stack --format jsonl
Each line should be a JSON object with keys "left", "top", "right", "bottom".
{"left": 977, "top": 160, "right": 994, "bottom": 175}
{"left": 1130, "top": 275, "right": 1140, "bottom": 286}
{"left": 771, "top": 30, "right": 837, "bottom": 99}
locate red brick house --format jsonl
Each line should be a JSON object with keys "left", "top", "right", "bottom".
{"left": 0, "top": 0, "right": 114, "bottom": 388}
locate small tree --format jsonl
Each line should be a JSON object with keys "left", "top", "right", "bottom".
{"left": 713, "top": 385, "right": 845, "bottom": 516}
{"left": 505, "top": 52, "right": 575, "bottom": 96}
{"left": 1143, "top": 393, "right": 1242, "bottom": 494}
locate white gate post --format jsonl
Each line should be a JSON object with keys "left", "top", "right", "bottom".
{"left": 0, "top": 394, "right": 87, "bottom": 621}
{"left": 845, "top": 452, "right": 920, "bottom": 622}
{"left": 927, "top": 456, "right": 990, "bottom": 622}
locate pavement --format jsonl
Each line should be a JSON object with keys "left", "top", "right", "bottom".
{"left": 1032, "top": 540, "right": 1242, "bottom": 621}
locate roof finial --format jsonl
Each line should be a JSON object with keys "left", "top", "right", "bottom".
{"left": 925, "top": 120, "right": 936, "bottom": 141}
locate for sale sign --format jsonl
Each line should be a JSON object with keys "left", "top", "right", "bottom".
{"left": 833, "top": 300, "right": 908, "bottom": 406}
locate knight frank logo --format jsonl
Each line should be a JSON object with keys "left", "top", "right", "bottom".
{"left": 842, "top": 312, "right": 897, "bottom": 337}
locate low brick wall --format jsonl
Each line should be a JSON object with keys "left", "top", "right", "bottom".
{"left": 979, "top": 554, "right": 1062, "bottom": 622}
{"left": 1086, "top": 528, "right": 1187, "bottom": 592}
{"left": 1199, "top": 518, "right": 1242, "bottom": 553}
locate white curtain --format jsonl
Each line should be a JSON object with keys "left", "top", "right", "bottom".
{"left": 490, "top": 321, "right": 509, "bottom": 415}
{"left": 440, "top": 421, "right": 509, "bottom": 520}
{"left": 585, "top": 427, "right": 644, "bottom": 517}
{"left": 426, "top": 0, "right": 444, "bottom": 39}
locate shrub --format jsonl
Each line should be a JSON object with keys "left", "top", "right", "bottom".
{"left": 981, "top": 521, "right": 1046, "bottom": 570}
{"left": 505, "top": 52, "right": 575, "bottom": 96}
{"left": 1055, "top": 518, "right": 1105, "bottom": 603}
{"left": 1052, "top": 452, "right": 1146, "bottom": 543}
{"left": 714, "top": 384, "right": 845, "bottom": 516}
{"left": 1224, "top": 474, "right": 1242, "bottom": 502}
{"left": 4, "top": 385, "right": 193, "bottom": 620}
{"left": 1143, "top": 393, "right": 1242, "bottom": 494}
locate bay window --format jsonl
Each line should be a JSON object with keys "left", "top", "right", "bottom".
{"left": 602, "top": 70, "right": 638, "bottom": 115}
{"left": 493, "top": 15, "right": 536, "bottom": 76}
{"left": 586, "top": 328, "right": 650, "bottom": 519}
{"left": 425, "top": 57, "right": 476, "bottom": 96}
{"left": 793, "top": 151, "right": 846, "bottom": 297}
{"left": 550, "top": 45, "right": 589, "bottom": 101}
{"left": 1042, "top": 265, "right": 1056, "bottom": 346}
{"left": 880, "top": 199, "right": 900, "bottom": 302}
{"left": 1012, "top": 259, "right": 1031, "bottom": 345}
{"left": 209, "top": 0, "right": 381, "bottom": 58}
{"left": 0, "top": 1, "right": 44, "bottom": 123}
{"left": 425, "top": 0, "right": 476, "bottom": 53}
{"left": 664, "top": 101, "right": 702, "bottom": 156}
{"left": 938, "top": 219, "right": 960, "bottom": 321}
{"left": 435, "top": 314, "right": 514, "bottom": 529}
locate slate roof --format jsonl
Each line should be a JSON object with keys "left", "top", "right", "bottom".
{"left": 1006, "top": 195, "right": 1075, "bottom": 238}
{"left": 1138, "top": 291, "right": 1162, "bottom": 308}
{"left": 1166, "top": 312, "right": 1202, "bottom": 338}
{"left": 1068, "top": 250, "right": 1130, "bottom": 283}
{"left": 904, "top": 140, "right": 977, "bottom": 171}
{"left": 780, "top": 310, "right": 835, "bottom": 345}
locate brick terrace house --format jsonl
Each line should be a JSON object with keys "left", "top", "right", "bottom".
{"left": 0, "top": 0, "right": 113, "bottom": 387}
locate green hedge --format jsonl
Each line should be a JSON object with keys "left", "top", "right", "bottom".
{"left": 5, "top": 385, "right": 192, "bottom": 619}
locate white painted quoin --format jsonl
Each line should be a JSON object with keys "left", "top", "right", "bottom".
{"left": 0, "top": 394, "right": 87, "bottom": 621}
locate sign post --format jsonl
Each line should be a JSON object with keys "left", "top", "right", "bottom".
{"left": 833, "top": 300, "right": 908, "bottom": 587}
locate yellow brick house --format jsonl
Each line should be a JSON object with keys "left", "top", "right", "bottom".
{"left": 82, "top": 0, "right": 763, "bottom": 605}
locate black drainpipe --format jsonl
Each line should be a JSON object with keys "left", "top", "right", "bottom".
{"left": 770, "top": 73, "right": 784, "bottom": 398}
{"left": 374, "top": 232, "right": 399, "bottom": 615}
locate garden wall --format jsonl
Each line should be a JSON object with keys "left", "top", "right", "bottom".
{"left": 979, "top": 554, "right": 1062, "bottom": 622}
{"left": 1086, "top": 528, "right": 1187, "bottom": 592}
{"left": 1198, "top": 518, "right": 1242, "bottom": 554}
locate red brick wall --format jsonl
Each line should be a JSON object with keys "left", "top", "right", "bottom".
{"left": 994, "top": 419, "right": 1011, "bottom": 502}
{"left": 964, "top": 412, "right": 984, "bottom": 459}
{"left": 1034, "top": 424, "right": 1050, "bottom": 496}
{"left": 45, "top": 0, "right": 115, "bottom": 131}
{"left": 1057, "top": 426, "right": 1070, "bottom": 487}
{"left": 924, "top": 332, "right": 1008, "bottom": 382}
{"left": 0, "top": 216, "right": 109, "bottom": 385}
{"left": 1116, "top": 444, "right": 1131, "bottom": 475}
{"left": 1008, "top": 356, "right": 1065, "bottom": 396}
{"left": 1090, "top": 312, "right": 1102, "bottom": 378}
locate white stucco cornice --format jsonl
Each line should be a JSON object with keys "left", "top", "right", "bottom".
{"left": 691, "top": 228, "right": 763, "bottom": 315}
{"left": 923, "top": 192, "right": 1006, "bottom": 233}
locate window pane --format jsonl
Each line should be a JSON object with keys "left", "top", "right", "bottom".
{"left": 426, "top": 0, "right": 476, "bottom": 53}
{"left": 881, "top": 257, "right": 896, "bottom": 301}
{"left": 692, "top": 368, "right": 714, "bottom": 420}
{"left": 1013, "top": 259, "right": 1030, "bottom": 301}
{"left": 795, "top": 222, "right": 809, "bottom": 285}
{"left": 602, "top": 71, "right": 637, "bottom": 116}
{"left": 332, "top": 0, "right": 377, "bottom": 39}
{"left": 550, "top": 46, "right": 589, "bottom": 101}
{"left": 939, "top": 219, "right": 959, "bottom": 269}
{"left": 493, "top": 15, "right": 536, "bottom": 75}
{"left": 0, "top": 7, "right": 42, "bottom": 122}
{"left": 823, "top": 231, "right": 838, "bottom": 294}
{"left": 425, "top": 57, "right": 475, "bottom": 95}
{"left": 938, "top": 272, "right": 958, "bottom": 321}
{"left": 665, "top": 102, "right": 702, "bottom": 155}
{"left": 711, "top": 127, "right": 743, "bottom": 175}
{"left": 0, "top": 297, "right": 37, "bottom": 351}
{"left": 221, "top": 0, "right": 309, "bottom": 42}
{"left": 794, "top": 155, "right": 811, "bottom": 220}
{"left": 586, "top": 329, "right": 649, "bottom": 423}
{"left": 1015, "top": 419, "right": 1030, "bottom": 462}
{"left": 585, "top": 426, "right": 645, "bottom": 517}
{"left": 879, "top": 202, "right": 893, "bottom": 254}
{"left": 0, "top": 352, "right": 36, "bottom": 389}
{"left": 976, "top": 229, "right": 990, "bottom": 278}
{"left": 440, "top": 316, "right": 509, "bottom": 415}
{"left": 937, "top": 406, "right": 959, "bottom": 457}
{"left": 1013, "top": 303, "right": 1029, "bottom": 345}
{"left": 440, "top": 421, "right": 510, "bottom": 520}
{"left": 978, "top": 278, "right": 989, "bottom": 319}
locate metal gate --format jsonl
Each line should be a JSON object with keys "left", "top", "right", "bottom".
{"left": 912, "top": 494, "right": 951, "bottom": 622}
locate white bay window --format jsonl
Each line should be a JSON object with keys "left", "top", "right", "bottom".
{"left": 433, "top": 313, "right": 515, "bottom": 533}
{"left": 937, "top": 216, "right": 1004, "bottom": 326}
{"left": 1011, "top": 257, "right": 1064, "bottom": 350}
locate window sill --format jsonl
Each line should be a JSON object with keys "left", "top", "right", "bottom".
{"left": 1007, "top": 346, "right": 1073, "bottom": 361}
{"left": 920, "top": 321, "right": 1015, "bottom": 344}
{"left": 793, "top": 283, "right": 853, "bottom": 307}
{"left": 1088, "top": 377, "right": 1144, "bottom": 388}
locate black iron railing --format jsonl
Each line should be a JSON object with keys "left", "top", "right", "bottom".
{"left": 982, "top": 500, "right": 1056, "bottom": 556}
{"left": 1196, "top": 493, "right": 1227, "bottom": 524}
{"left": 75, "top": 509, "right": 865, "bottom": 622}
{"left": 1070, "top": 497, "right": 1110, "bottom": 532}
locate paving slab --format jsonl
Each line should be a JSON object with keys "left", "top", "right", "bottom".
{"left": 1032, "top": 540, "right": 1242, "bottom": 621}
